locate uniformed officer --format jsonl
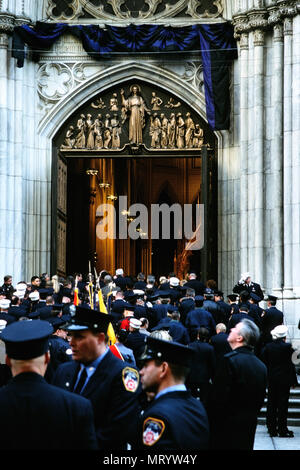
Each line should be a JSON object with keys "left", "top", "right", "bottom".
{"left": 52, "top": 305, "right": 142, "bottom": 450}
{"left": 136, "top": 335, "right": 210, "bottom": 450}
{"left": 0, "top": 319, "right": 98, "bottom": 450}
{"left": 261, "top": 325, "right": 298, "bottom": 437}
{"left": 261, "top": 295, "right": 284, "bottom": 345}
{"left": 232, "top": 272, "right": 264, "bottom": 301}
{"left": 44, "top": 317, "right": 73, "bottom": 383}
{"left": 208, "top": 318, "right": 267, "bottom": 450}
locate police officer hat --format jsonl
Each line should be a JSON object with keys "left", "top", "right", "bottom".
{"left": 227, "top": 294, "right": 238, "bottom": 302}
{"left": 250, "top": 293, "right": 261, "bottom": 303}
{"left": 267, "top": 295, "right": 278, "bottom": 302}
{"left": 39, "top": 288, "right": 54, "bottom": 300}
{"left": 66, "top": 305, "right": 113, "bottom": 332}
{"left": 139, "top": 336, "right": 195, "bottom": 368}
{"left": 1, "top": 320, "right": 53, "bottom": 360}
{"left": 194, "top": 295, "right": 204, "bottom": 301}
{"left": 47, "top": 316, "right": 68, "bottom": 331}
{"left": 124, "top": 291, "right": 138, "bottom": 302}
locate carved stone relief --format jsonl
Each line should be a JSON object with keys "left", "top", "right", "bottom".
{"left": 37, "top": 58, "right": 205, "bottom": 118}
{"left": 57, "top": 82, "right": 208, "bottom": 152}
{"left": 45, "top": 0, "right": 224, "bottom": 22}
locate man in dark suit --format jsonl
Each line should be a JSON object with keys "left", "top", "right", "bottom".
{"left": 53, "top": 305, "right": 142, "bottom": 450}
{"left": 136, "top": 335, "right": 210, "bottom": 449}
{"left": 186, "top": 327, "right": 216, "bottom": 408}
{"left": 178, "top": 288, "right": 195, "bottom": 325}
{"left": 183, "top": 272, "right": 205, "bottom": 295}
{"left": 125, "top": 317, "right": 146, "bottom": 362}
{"left": 209, "top": 318, "right": 267, "bottom": 450}
{"left": 185, "top": 295, "right": 216, "bottom": 341}
{"left": 209, "top": 323, "right": 231, "bottom": 368}
{"left": 261, "top": 325, "right": 298, "bottom": 437}
{"left": 261, "top": 295, "right": 284, "bottom": 345}
{"left": 214, "top": 291, "right": 232, "bottom": 326}
{"left": 0, "top": 319, "right": 97, "bottom": 450}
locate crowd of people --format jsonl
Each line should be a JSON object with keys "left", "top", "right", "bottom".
{"left": 0, "top": 268, "right": 298, "bottom": 451}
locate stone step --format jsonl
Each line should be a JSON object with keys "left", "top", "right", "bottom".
{"left": 258, "top": 416, "right": 300, "bottom": 427}
{"left": 260, "top": 407, "right": 300, "bottom": 418}
{"left": 258, "top": 385, "right": 300, "bottom": 426}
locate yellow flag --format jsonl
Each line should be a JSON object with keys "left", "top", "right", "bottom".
{"left": 98, "top": 287, "right": 116, "bottom": 345}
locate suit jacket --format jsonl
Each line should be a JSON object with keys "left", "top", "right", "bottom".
{"left": 187, "top": 341, "right": 216, "bottom": 384}
{"left": 209, "top": 346, "right": 267, "bottom": 450}
{"left": 261, "top": 307, "right": 284, "bottom": 342}
{"left": 261, "top": 339, "right": 298, "bottom": 386}
{"left": 53, "top": 349, "right": 142, "bottom": 450}
{"left": 0, "top": 372, "right": 97, "bottom": 450}
{"left": 209, "top": 332, "right": 232, "bottom": 366}
{"left": 185, "top": 308, "right": 216, "bottom": 337}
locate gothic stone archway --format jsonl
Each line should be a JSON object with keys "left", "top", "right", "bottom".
{"left": 52, "top": 79, "right": 217, "bottom": 281}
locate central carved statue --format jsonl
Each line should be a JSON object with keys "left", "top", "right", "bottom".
{"left": 120, "top": 84, "right": 150, "bottom": 146}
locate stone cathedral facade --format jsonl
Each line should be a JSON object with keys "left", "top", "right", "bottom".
{"left": 0, "top": 0, "right": 300, "bottom": 347}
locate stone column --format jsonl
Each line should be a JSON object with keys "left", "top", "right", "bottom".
{"left": 239, "top": 32, "right": 249, "bottom": 274}
{"left": 270, "top": 23, "right": 284, "bottom": 293}
{"left": 291, "top": 13, "right": 300, "bottom": 294}
{"left": 283, "top": 17, "right": 294, "bottom": 297}
{"left": 0, "top": 33, "right": 9, "bottom": 280}
{"left": 250, "top": 28, "right": 265, "bottom": 285}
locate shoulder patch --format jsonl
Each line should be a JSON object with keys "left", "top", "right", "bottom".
{"left": 122, "top": 366, "right": 139, "bottom": 392}
{"left": 143, "top": 417, "right": 165, "bottom": 446}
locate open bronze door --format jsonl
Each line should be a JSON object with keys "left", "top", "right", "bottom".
{"left": 51, "top": 149, "right": 67, "bottom": 277}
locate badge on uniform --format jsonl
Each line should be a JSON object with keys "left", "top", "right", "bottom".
{"left": 122, "top": 367, "right": 139, "bottom": 392}
{"left": 143, "top": 417, "right": 165, "bottom": 446}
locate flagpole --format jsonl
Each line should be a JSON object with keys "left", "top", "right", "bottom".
{"left": 88, "top": 261, "right": 94, "bottom": 310}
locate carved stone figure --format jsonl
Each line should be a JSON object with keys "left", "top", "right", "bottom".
{"left": 61, "top": 125, "right": 75, "bottom": 149}
{"left": 120, "top": 85, "right": 150, "bottom": 145}
{"left": 185, "top": 112, "right": 195, "bottom": 148}
{"left": 165, "top": 97, "right": 181, "bottom": 108}
{"left": 86, "top": 114, "right": 95, "bottom": 149}
{"left": 111, "top": 113, "right": 121, "bottom": 149}
{"left": 74, "top": 114, "right": 86, "bottom": 148}
{"left": 104, "top": 114, "right": 112, "bottom": 149}
{"left": 91, "top": 97, "right": 106, "bottom": 109}
{"left": 109, "top": 93, "right": 119, "bottom": 111}
{"left": 151, "top": 91, "right": 163, "bottom": 110}
{"left": 160, "top": 113, "right": 169, "bottom": 148}
{"left": 176, "top": 113, "right": 185, "bottom": 149}
{"left": 149, "top": 113, "right": 161, "bottom": 148}
{"left": 94, "top": 114, "right": 104, "bottom": 149}
{"left": 167, "top": 113, "right": 176, "bottom": 148}
{"left": 193, "top": 124, "right": 204, "bottom": 148}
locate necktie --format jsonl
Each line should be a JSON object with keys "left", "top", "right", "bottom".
{"left": 73, "top": 367, "right": 88, "bottom": 394}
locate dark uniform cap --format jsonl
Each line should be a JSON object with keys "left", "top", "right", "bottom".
{"left": 123, "top": 291, "right": 138, "bottom": 302}
{"left": 204, "top": 293, "right": 214, "bottom": 300}
{"left": 156, "top": 290, "right": 173, "bottom": 299}
{"left": 227, "top": 294, "right": 238, "bottom": 301}
{"left": 139, "top": 336, "right": 195, "bottom": 368}
{"left": 1, "top": 320, "right": 54, "bottom": 360}
{"left": 146, "top": 292, "right": 160, "bottom": 302}
{"left": 66, "top": 305, "right": 113, "bottom": 332}
{"left": 250, "top": 293, "right": 261, "bottom": 303}
{"left": 215, "top": 291, "right": 224, "bottom": 297}
{"left": 47, "top": 316, "right": 68, "bottom": 331}
{"left": 39, "top": 288, "right": 54, "bottom": 299}
{"left": 267, "top": 295, "right": 278, "bottom": 302}
{"left": 194, "top": 295, "right": 204, "bottom": 301}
